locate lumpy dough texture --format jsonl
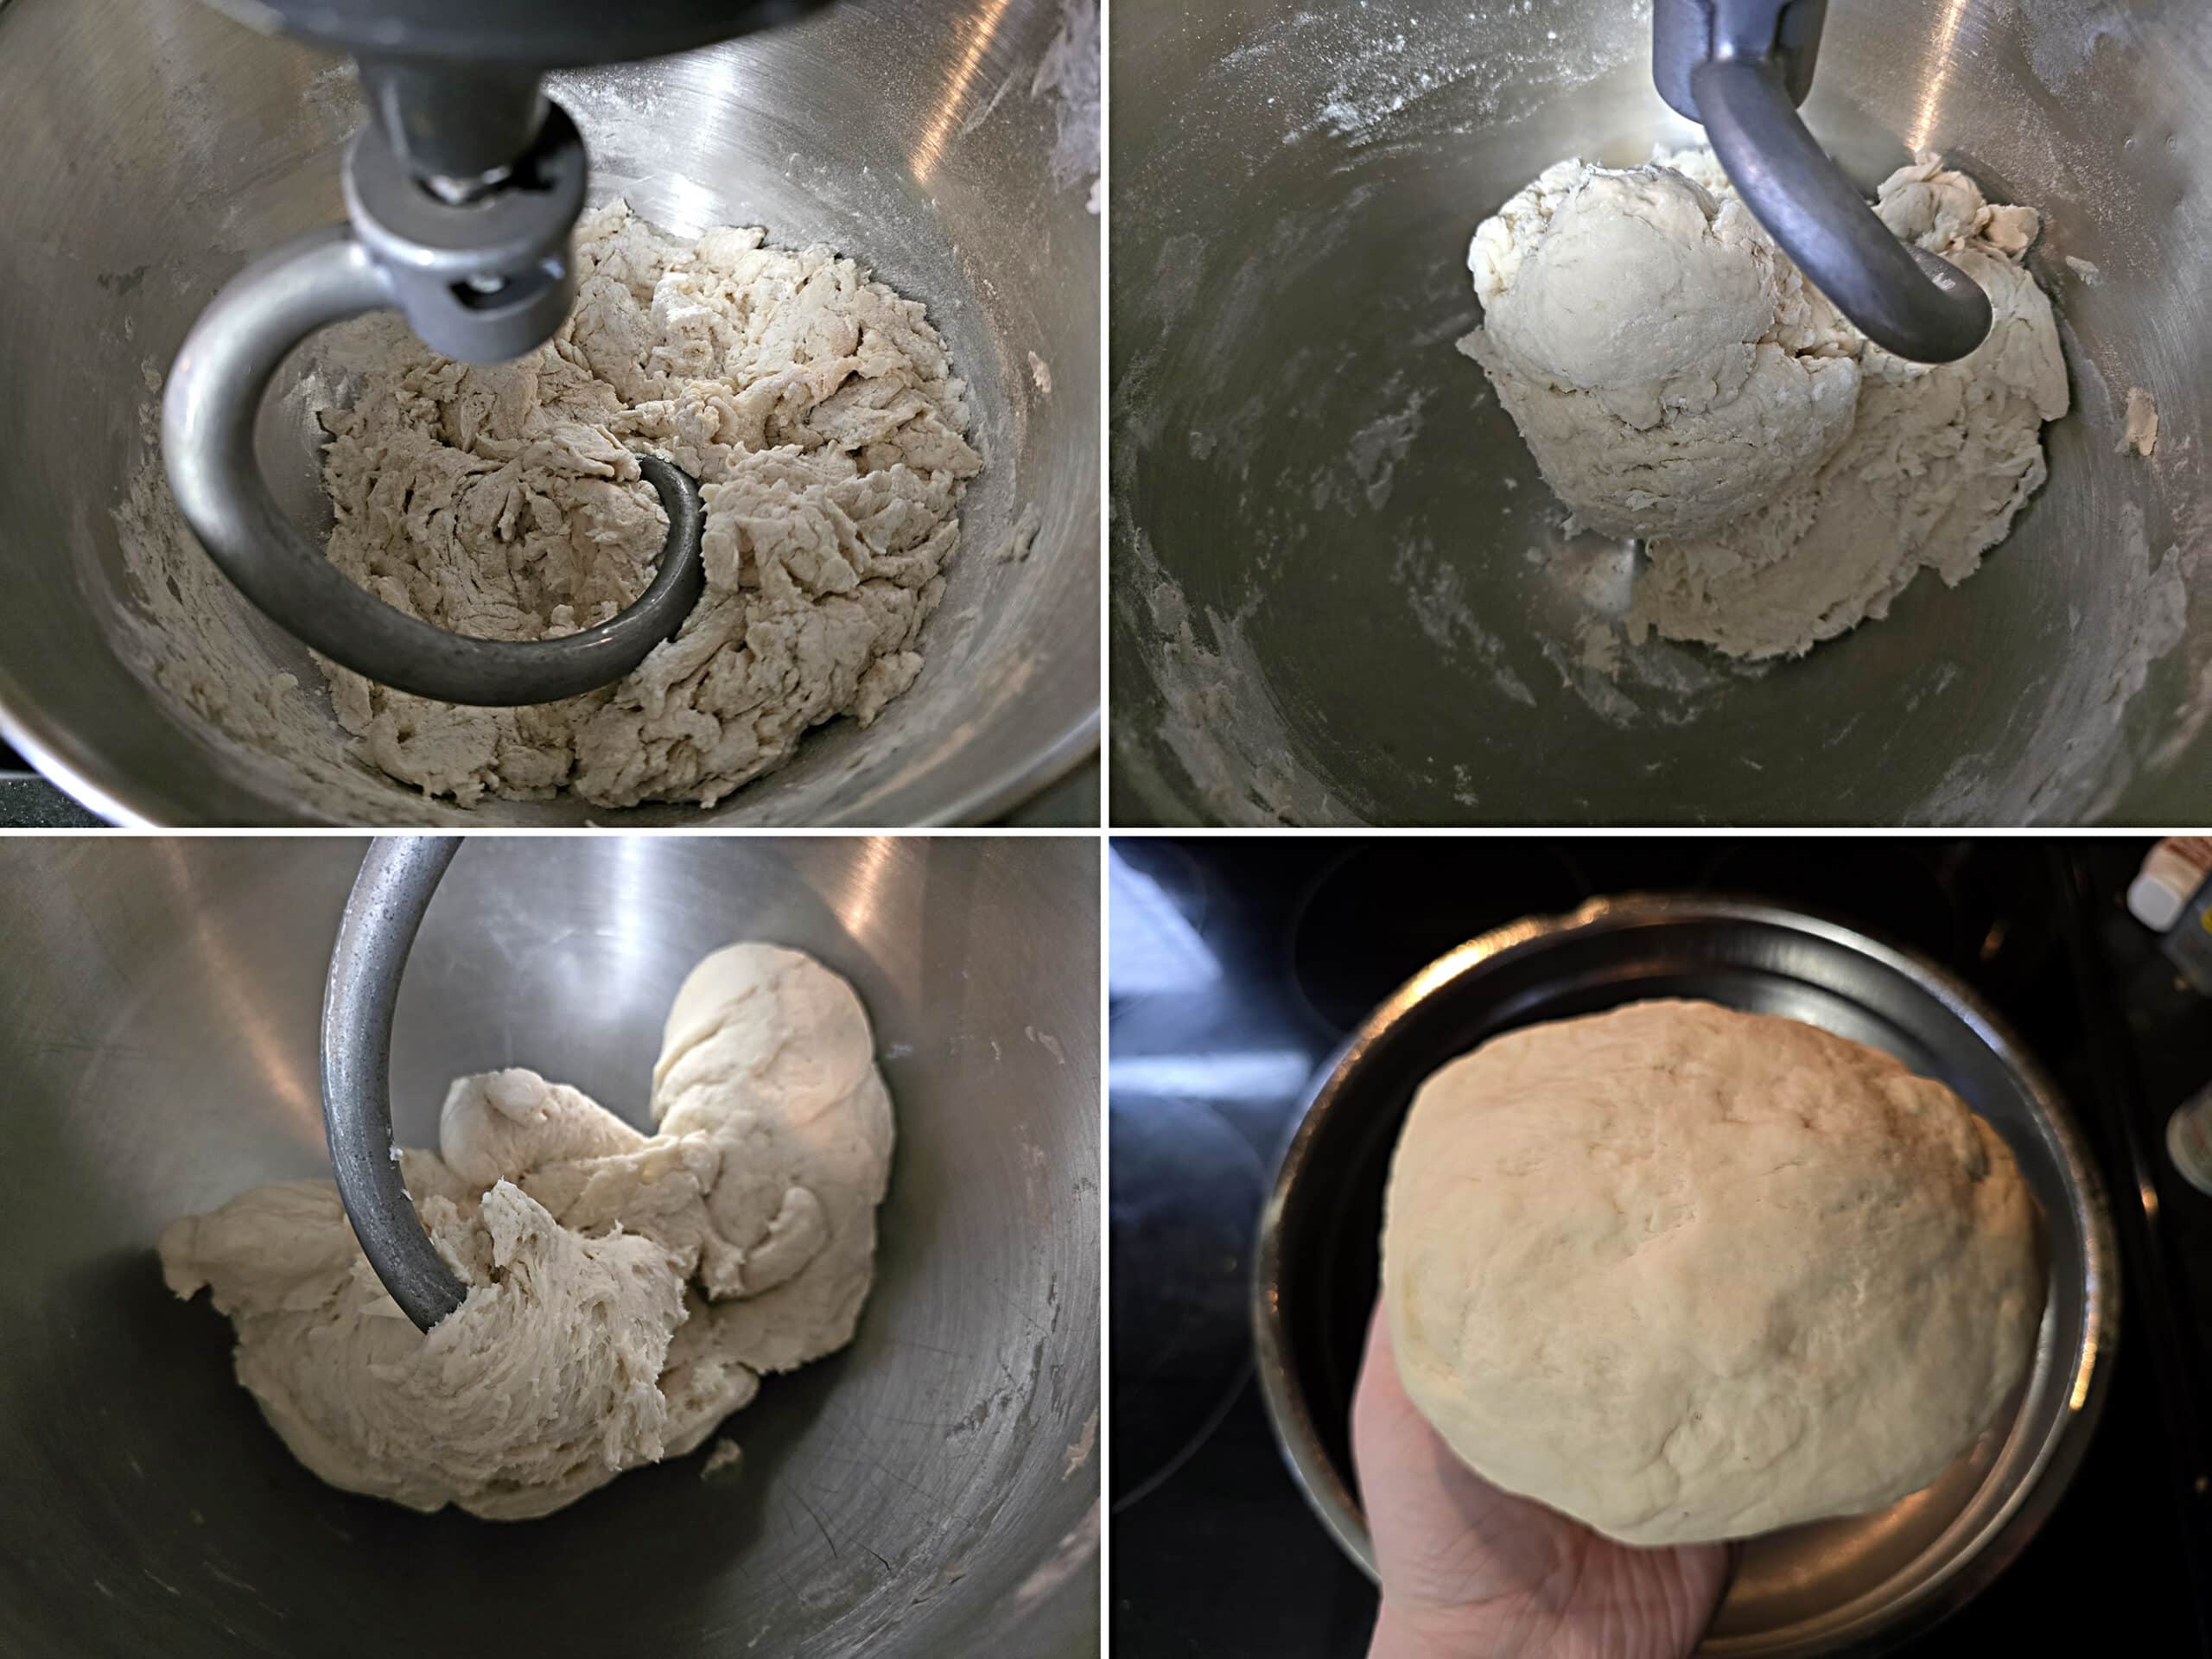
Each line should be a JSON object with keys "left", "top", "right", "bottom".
{"left": 1462, "top": 155, "right": 1863, "bottom": 539}
{"left": 1381, "top": 1000, "right": 2043, "bottom": 1547}
{"left": 157, "top": 944, "right": 894, "bottom": 1521}
{"left": 316, "top": 202, "right": 983, "bottom": 807}
{"left": 1459, "top": 149, "right": 2068, "bottom": 659}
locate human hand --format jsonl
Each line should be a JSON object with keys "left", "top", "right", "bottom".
{"left": 1351, "top": 1306, "right": 1731, "bottom": 1659}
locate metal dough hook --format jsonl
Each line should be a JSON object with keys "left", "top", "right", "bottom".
{"left": 160, "top": 0, "right": 826, "bottom": 704}
{"left": 1652, "top": 0, "right": 1993, "bottom": 364}
{"left": 321, "top": 836, "right": 468, "bottom": 1330}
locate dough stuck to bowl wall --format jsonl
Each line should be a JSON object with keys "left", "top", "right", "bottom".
{"left": 1381, "top": 999, "right": 2044, "bottom": 1546}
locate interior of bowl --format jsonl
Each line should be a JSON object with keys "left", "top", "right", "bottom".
{"left": 0, "top": 0, "right": 1098, "bottom": 825}
{"left": 1110, "top": 0, "right": 2208, "bottom": 825}
{"left": 1257, "top": 899, "right": 2113, "bottom": 1656}
{"left": 0, "top": 837, "right": 1099, "bottom": 1657}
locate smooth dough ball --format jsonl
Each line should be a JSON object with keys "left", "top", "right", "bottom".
{"left": 1381, "top": 999, "right": 2043, "bottom": 1546}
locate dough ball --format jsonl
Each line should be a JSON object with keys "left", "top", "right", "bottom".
{"left": 1381, "top": 999, "right": 2043, "bottom": 1546}
{"left": 1473, "top": 162, "right": 1776, "bottom": 413}
{"left": 1461, "top": 159, "right": 1861, "bottom": 538}
{"left": 157, "top": 943, "right": 895, "bottom": 1521}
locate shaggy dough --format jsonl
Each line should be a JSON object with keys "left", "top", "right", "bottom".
{"left": 157, "top": 943, "right": 894, "bottom": 1520}
{"left": 1382, "top": 1000, "right": 2043, "bottom": 1547}
{"left": 1459, "top": 149, "right": 2069, "bottom": 659}
{"left": 316, "top": 202, "right": 982, "bottom": 807}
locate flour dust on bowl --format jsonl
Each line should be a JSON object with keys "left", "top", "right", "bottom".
{"left": 0, "top": 0, "right": 1099, "bottom": 826}
{"left": 0, "top": 837, "right": 1100, "bottom": 1657}
{"left": 1110, "top": 0, "right": 2209, "bottom": 825}
{"left": 1251, "top": 896, "right": 2117, "bottom": 1656}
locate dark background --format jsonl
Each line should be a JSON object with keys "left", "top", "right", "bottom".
{"left": 0, "top": 740, "right": 105, "bottom": 827}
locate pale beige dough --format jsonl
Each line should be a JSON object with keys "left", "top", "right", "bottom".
{"left": 1460, "top": 155, "right": 1862, "bottom": 539}
{"left": 2121, "top": 386, "right": 2160, "bottom": 458}
{"left": 1459, "top": 148, "right": 2069, "bottom": 660}
{"left": 315, "top": 201, "right": 982, "bottom": 807}
{"left": 1381, "top": 999, "right": 2043, "bottom": 1546}
{"left": 158, "top": 943, "right": 893, "bottom": 1521}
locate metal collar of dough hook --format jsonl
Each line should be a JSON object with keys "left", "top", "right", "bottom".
{"left": 321, "top": 836, "right": 467, "bottom": 1332}
{"left": 1652, "top": 0, "right": 1993, "bottom": 364}
{"left": 159, "top": 101, "right": 707, "bottom": 706}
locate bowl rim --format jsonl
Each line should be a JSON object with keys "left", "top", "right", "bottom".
{"left": 0, "top": 673, "right": 1099, "bottom": 828}
{"left": 1249, "top": 890, "right": 2120, "bottom": 1657}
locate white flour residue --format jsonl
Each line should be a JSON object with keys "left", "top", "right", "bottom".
{"left": 1265, "top": 1, "right": 1648, "bottom": 148}
{"left": 1347, "top": 384, "right": 1429, "bottom": 512}
{"left": 1064, "top": 1408, "right": 1098, "bottom": 1479}
{"left": 2054, "top": 499, "right": 2202, "bottom": 821}
{"left": 995, "top": 505, "right": 1043, "bottom": 563}
{"left": 2121, "top": 387, "right": 2159, "bottom": 457}
{"left": 1575, "top": 619, "right": 1622, "bottom": 677}
{"left": 1390, "top": 538, "right": 1535, "bottom": 708}
{"left": 1030, "top": 0, "right": 1102, "bottom": 203}
{"left": 1116, "top": 526, "right": 1357, "bottom": 826}
{"left": 2106, "top": 504, "right": 2192, "bottom": 719}
{"left": 2107, "top": 436, "right": 2212, "bottom": 810}
{"left": 2018, "top": 0, "right": 2133, "bottom": 92}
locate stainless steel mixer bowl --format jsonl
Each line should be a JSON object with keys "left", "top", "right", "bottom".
{"left": 0, "top": 836, "right": 1100, "bottom": 1656}
{"left": 0, "top": 0, "right": 1099, "bottom": 825}
{"left": 1110, "top": 0, "right": 2208, "bottom": 826}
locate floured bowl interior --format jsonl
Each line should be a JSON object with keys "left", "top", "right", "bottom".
{"left": 1111, "top": 0, "right": 2207, "bottom": 825}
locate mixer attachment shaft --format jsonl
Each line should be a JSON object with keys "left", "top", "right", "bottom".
{"left": 159, "top": 99, "right": 707, "bottom": 707}
{"left": 321, "top": 836, "right": 468, "bottom": 1332}
{"left": 1652, "top": 0, "right": 1993, "bottom": 364}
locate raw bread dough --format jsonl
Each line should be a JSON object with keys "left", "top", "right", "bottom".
{"left": 315, "top": 202, "right": 982, "bottom": 807}
{"left": 2121, "top": 386, "right": 2159, "bottom": 458}
{"left": 1381, "top": 999, "right": 2043, "bottom": 1547}
{"left": 1462, "top": 156, "right": 1862, "bottom": 539}
{"left": 158, "top": 943, "right": 894, "bottom": 1521}
{"left": 1459, "top": 149, "right": 2069, "bottom": 659}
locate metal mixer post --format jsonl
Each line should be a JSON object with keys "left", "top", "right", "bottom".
{"left": 161, "top": 1, "right": 826, "bottom": 707}
{"left": 321, "top": 836, "right": 469, "bottom": 1330}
